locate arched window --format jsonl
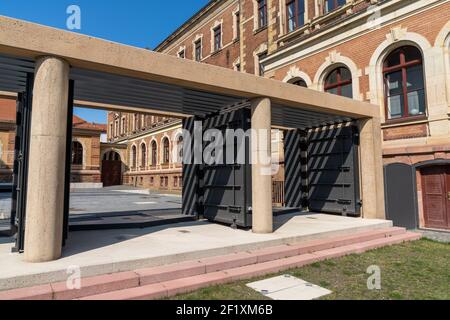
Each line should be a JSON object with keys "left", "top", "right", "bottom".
{"left": 151, "top": 141, "right": 157, "bottom": 166}
{"left": 72, "top": 141, "right": 83, "bottom": 165}
{"left": 324, "top": 67, "right": 353, "bottom": 98}
{"left": 131, "top": 145, "right": 137, "bottom": 169}
{"left": 383, "top": 46, "right": 426, "bottom": 120}
{"left": 177, "top": 136, "right": 184, "bottom": 163}
{"left": 290, "top": 78, "right": 308, "bottom": 87}
{"left": 141, "top": 144, "right": 146, "bottom": 168}
{"left": 163, "top": 138, "right": 170, "bottom": 164}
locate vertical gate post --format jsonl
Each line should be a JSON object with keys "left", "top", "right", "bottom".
{"left": 24, "top": 56, "right": 70, "bottom": 262}
{"left": 251, "top": 97, "right": 273, "bottom": 233}
{"left": 358, "top": 117, "right": 386, "bottom": 220}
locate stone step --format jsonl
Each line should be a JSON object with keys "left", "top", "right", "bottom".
{"left": 80, "top": 231, "right": 420, "bottom": 300}
{"left": 0, "top": 227, "right": 412, "bottom": 300}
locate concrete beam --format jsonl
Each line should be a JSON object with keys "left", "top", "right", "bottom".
{"left": 0, "top": 15, "right": 379, "bottom": 119}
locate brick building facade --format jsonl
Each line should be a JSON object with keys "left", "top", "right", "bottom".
{"left": 108, "top": 0, "right": 450, "bottom": 229}
{"left": 0, "top": 98, "right": 106, "bottom": 185}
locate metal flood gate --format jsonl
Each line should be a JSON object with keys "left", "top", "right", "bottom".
{"left": 182, "top": 108, "right": 252, "bottom": 228}
{"left": 307, "top": 125, "right": 361, "bottom": 216}
{"left": 285, "top": 124, "right": 361, "bottom": 216}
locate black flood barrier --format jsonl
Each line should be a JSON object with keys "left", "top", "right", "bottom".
{"left": 182, "top": 108, "right": 252, "bottom": 228}
{"left": 284, "top": 124, "right": 361, "bottom": 217}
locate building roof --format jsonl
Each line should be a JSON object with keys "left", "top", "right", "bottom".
{"left": 0, "top": 98, "right": 107, "bottom": 132}
{"left": 154, "top": 0, "right": 223, "bottom": 51}
{"left": 73, "top": 115, "right": 107, "bottom": 132}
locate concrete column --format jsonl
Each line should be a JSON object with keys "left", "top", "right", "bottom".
{"left": 251, "top": 97, "right": 273, "bottom": 233}
{"left": 24, "top": 56, "right": 70, "bottom": 262}
{"left": 358, "top": 117, "right": 386, "bottom": 220}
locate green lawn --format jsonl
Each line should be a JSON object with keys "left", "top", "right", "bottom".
{"left": 171, "top": 239, "right": 450, "bottom": 300}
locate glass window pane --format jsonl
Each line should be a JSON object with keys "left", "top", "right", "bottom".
{"left": 326, "top": 87, "right": 338, "bottom": 95}
{"left": 325, "top": 0, "right": 333, "bottom": 12}
{"left": 387, "top": 95, "right": 404, "bottom": 119}
{"left": 407, "top": 90, "right": 425, "bottom": 116}
{"left": 404, "top": 46, "right": 422, "bottom": 62}
{"left": 339, "top": 67, "right": 351, "bottom": 81}
{"left": 385, "top": 50, "right": 401, "bottom": 68}
{"left": 325, "top": 69, "right": 338, "bottom": 85}
{"left": 386, "top": 71, "right": 403, "bottom": 96}
{"left": 341, "top": 83, "right": 353, "bottom": 98}
{"left": 288, "top": 18, "right": 296, "bottom": 32}
{"left": 406, "top": 65, "right": 424, "bottom": 91}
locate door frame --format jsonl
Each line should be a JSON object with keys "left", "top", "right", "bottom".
{"left": 415, "top": 159, "right": 450, "bottom": 230}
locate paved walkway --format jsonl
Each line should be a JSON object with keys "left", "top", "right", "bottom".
{"left": 416, "top": 229, "right": 450, "bottom": 243}
{"left": 0, "top": 186, "right": 182, "bottom": 233}
{"left": 0, "top": 213, "right": 392, "bottom": 291}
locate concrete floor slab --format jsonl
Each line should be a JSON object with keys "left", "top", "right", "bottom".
{"left": 0, "top": 213, "right": 391, "bottom": 291}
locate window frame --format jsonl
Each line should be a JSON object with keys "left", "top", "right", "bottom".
{"left": 140, "top": 143, "right": 147, "bottom": 168}
{"left": 382, "top": 46, "right": 426, "bottom": 122}
{"left": 324, "top": 0, "right": 346, "bottom": 14}
{"left": 257, "top": 0, "right": 268, "bottom": 29}
{"left": 324, "top": 67, "right": 352, "bottom": 97}
{"left": 71, "top": 141, "right": 83, "bottom": 166}
{"left": 163, "top": 138, "right": 170, "bottom": 164}
{"left": 194, "top": 39, "right": 202, "bottom": 62}
{"left": 151, "top": 141, "right": 158, "bottom": 166}
{"left": 213, "top": 25, "right": 222, "bottom": 52}
{"left": 131, "top": 145, "right": 137, "bottom": 169}
{"left": 286, "top": 0, "right": 305, "bottom": 33}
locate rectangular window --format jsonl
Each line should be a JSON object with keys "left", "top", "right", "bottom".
{"left": 258, "top": 0, "right": 268, "bottom": 28}
{"left": 235, "top": 11, "right": 240, "bottom": 40}
{"left": 194, "top": 40, "right": 202, "bottom": 62}
{"left": 258, "top": 51, "right": 268, "bottom": 76}
{"left": 286, "top": 0, "right": 305, "bottom": 33}
{"left": 178, "top": 50, "right": 185, "bottom": 59}
{"left": 324, "top": 0, "right": 346, "bottom": 14}
{"left": 213, "top": 26, "right": 222, "bottom": 51}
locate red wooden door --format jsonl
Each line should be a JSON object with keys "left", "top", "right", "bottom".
{"left": 101, "top": 160, "right": 122, "bottom": 187}
{"left": 421, "top": 166, "right": 450, "bottom": 230}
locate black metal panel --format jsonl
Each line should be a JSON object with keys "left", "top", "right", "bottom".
{"left": 307, "top": 125, "right": 361, "bottom": 216}
{"left": 202, "top": 108, "right": 252, "bottom": 228}
{"left": 284, "top": 129, "right": 303, "bottom": 208}
{"left": 384, "top": 163, "right": 418, "bottom": 229}
{"left": 63, "top": 80, "right": 75, "bottom": 246}
{"left": 182, "top": 117, "right": 201, "bottom": 217}
{"left": 11, "top": 73, "right": 33, "bottom": 252}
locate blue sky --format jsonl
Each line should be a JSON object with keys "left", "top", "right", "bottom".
{"left": 0, "top": 0, "right": 209, "bottom": 124}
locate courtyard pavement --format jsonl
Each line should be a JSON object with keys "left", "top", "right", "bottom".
{"left": 0, "top": 186, "right": 182, "bottom": 233}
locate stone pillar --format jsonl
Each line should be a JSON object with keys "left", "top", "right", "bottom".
{"left": 24, "top": 56, "right": 70, "bottom": 263}
{"left": 358, "top": 117, "right": 386, "bottom": 220}
{"left": 251, "top": 97, "right": 273, "bottom": 233}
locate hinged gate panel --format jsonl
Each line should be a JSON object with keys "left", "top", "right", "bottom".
{"left": 307, "top": 125, "right": 361, "bottom": 216}
{"left": 202, "top": 109, "right": 252, "bottom": 227}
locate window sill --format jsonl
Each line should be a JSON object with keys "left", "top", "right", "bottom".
{"left": 278, "top": 23, "right": 311, "bottom": 46}
{"left": 381, "top": 115, "right": 428, "bottom": 128}
{"left": 210, "top": 48, "right": 223, "bottom": 57}
{"left": 253, "top": 25, "right": 267, "bottom": 36}
{"left": 310, "top": 3, "right": 352, "bottom": 28}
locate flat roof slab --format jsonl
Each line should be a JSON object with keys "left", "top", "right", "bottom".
{"left": 0, "top": 213, "right": 391, "bottom": 291}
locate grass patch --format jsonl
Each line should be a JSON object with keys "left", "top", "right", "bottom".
{"left": 171, "top": 239, "right": 450, "bottom": 300}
